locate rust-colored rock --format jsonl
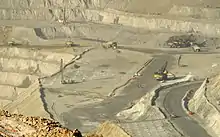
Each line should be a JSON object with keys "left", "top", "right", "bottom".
{"left": 0, "top": 109, "right": 74, "bottom": 137}
{"left": 0, "top": 110, "right": 130, "bottom": 137}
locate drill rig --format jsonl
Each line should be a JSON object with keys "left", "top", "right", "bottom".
{"left": 153, "top": 61, "right": 176, "bottom": 82}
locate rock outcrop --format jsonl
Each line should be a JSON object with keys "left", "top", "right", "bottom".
{"left": 88, "top": 121, "right": 131, "bottom": 137}
{"left": 189, "top": 76, "right": 220, "bottom": 137}
{"left": 0, "top": 109, "right": 74, "bottom": 137}
{"left": 0, "top": 109, "right": 129, "bottom": 137}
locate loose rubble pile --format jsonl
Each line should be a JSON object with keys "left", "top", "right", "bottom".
{"left": 0, "top": 110, "right": 103, "bottom": 137}
{"left": 102, "top": 41, "right": 118, "bottom": 50}
{"left": 165, "top": 34, "right": 205, "bottom": 48}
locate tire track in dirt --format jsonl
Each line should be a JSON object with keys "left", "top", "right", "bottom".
{"left": 109, "top": 58, "right": 154, "bottom": 97}
{"left": 38, "top": 48, "right": 95, "bottom": 120}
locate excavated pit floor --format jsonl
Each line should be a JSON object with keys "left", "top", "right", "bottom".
{"left": 2, "top": 1, "right": 220, "bottom": 136}
{"left": 1, "top": 24, "right": 220, "bottom": 136}
{"left": 1, "top": 23, "right": 220, "bottom": 136}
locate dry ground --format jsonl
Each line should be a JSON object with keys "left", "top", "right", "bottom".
{"left": 1, "top": 0, "right": 220, "bottom": 137}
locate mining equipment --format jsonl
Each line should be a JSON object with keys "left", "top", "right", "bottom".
{"left": 192, "top": 45, "right": 201, "bottom": 52}
{"left": 65, "top": 41, "right": 76, "bottom": 47}
{"left": 189, "top": 42, "right": 201, "bottom": 52}
{"left": 60, "top": 58, "right": 80, "bottom": 84}
{"left": 102, "top": 41, "right": 118, "bottom": 49}
{"left": 7, "top": 40, "right": 21, "bottom": 46}
{"left": 166, "top": 35, "right": 195, "bottom": 48}
{"left": 153, "top": 61, "right": 176, "bottom": 82}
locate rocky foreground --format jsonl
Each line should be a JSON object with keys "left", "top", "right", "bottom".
{"left": 0, "top": 109, "right": 105, "bottom": 137}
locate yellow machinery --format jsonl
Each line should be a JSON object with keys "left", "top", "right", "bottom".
{"left": 102, "top": 41, "right": 118, "bottom": 49}
{"left": 154, "top": 61, "right": 175, "bottom": 81}
{"left": 65, "top": 41, "right": 75, "bottom": 47}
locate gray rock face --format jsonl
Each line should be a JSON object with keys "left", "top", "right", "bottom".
{"left": 0, "top": 0, "right": 99, "bottom": 8}
{"left": 189, "top": 78, "right": 220, "bottom": 137}
{"left": 0, "top": 0, "right": 101, "bottom": 21}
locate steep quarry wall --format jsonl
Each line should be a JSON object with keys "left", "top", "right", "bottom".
{"left": 2, "top": 1, "right": 220, "bottom": 45}
{"left": 0, "top": 47, "right": 75, "bottom": 118}
{"left": 36, "top": 12, "right": 220, "bottom": 39}
{"left": 189, "top": 77, "right": 220, "bottom": 137}
{"left": 0, "top": 0, "right": 100, "bottom": 21}
{"left": 0, "top": 0, "right": 101, "bottom": 9}
{"left": 168, "top": 5, "right": 220, "bottom": 19}
{"left": 1, "top": 1, "right": 220, "bottom": 43}
{"left": 0, "top": 1, "right": 219, "bottom": 19}
{"left": 84, "top": 9, "right": 220, "bottom": 37}
{"left": 1, "top": 0, "right": 220, "bottom": 15}
{"left": 4, "top": 15, "right": 220, "bottom": 45}
{"left": 3, "top": 81, "right": 50, "bottom": 119}
{"left": 9, "top": 27, "right": 46, "bottom": 44}
{"left": 0, "top": 26, "right": 12, "bottom": 44}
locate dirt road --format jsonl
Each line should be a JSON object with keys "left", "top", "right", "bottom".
{"left": 49, "top": 54, "right": 174, "bottom": 132}
{"left": 159, "top": 82, "right": 211, "bottom": 137}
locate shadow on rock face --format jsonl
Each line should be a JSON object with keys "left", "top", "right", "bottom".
{"left": 34, "top": 28, "right": 48, "bottom": 40}
{"left": 18, "top": 76, "right": 32, "bottom": 88}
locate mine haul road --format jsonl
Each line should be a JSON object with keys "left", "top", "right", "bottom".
{"left": 61, "top": 54, "right": 174, "bottom": 130}
{"left": 159, "top": 80, "right": 211, "bottom": 137}
{"left": 51, "top": 50, "right": 211, "bottom": 137}
{"left": 118, "top": 47, "right": 215, "bottom": 136}
{"left": 121, "top": 51, "right": 211, "bottom": 137}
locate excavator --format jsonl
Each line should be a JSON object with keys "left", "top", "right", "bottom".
{"left": 153, "top": 61, "right": 176, "bottom": 82}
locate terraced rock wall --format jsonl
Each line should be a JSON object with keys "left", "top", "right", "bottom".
{"left": 1, "top": 1, "right": 220, "bottom": 42}
{"left": 3, "top": 17, "right": 220, "bottom": 45}
{"left": 168, "top": 5, "right": 220, "bottom": 19}
{"left": 0, "top": 47, "right": 75, "bottom": 116}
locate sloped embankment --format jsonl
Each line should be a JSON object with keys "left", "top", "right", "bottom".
{"left": 0, "top": 47, "right": 75, "bottom": 118}
{"left": 189, "top": 76, "right": 220, "bottom": 137}
{"left": 88, "top": 121, "right": 131, "bottom": 137}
